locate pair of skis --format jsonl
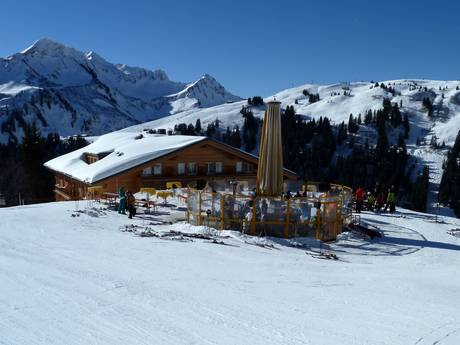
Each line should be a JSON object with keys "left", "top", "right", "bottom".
{"left": 305, "top": 250, "right": 339, "bottom": 260}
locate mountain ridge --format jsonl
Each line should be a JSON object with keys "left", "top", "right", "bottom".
{"left": 0, "top": 38, "right": 241, "bottom": 142}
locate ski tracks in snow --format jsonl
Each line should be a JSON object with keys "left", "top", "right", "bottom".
{"left": 414, "top": 322, "right": 460, "bottom": 345}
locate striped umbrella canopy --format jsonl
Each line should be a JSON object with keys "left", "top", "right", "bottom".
{"left": 256, "top": 101, "right": 284, "bottom": 196}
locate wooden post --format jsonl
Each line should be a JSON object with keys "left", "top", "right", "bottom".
{"left": 315, "top": 201, "right": 321, "bottom": 240}
{"left": 251, "top": 197, "right": 257, "bottom": 235}
{"left": 198, "top": 190, "right": 202, "bottom": 225}
{"left": 284, "top": 199, "right": 290, "bottom": 238}
{"left": 220, "top": 194, "right": 225, "bottom": 230}
{"left": 186, "top": 191, "right": 190, "bottom": 223}
{"left": 336, "top": 199, "right": 342, "bottom": 237}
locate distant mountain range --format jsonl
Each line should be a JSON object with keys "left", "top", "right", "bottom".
{"left": 0, "top": 38, "right": 241, "bottom": 142}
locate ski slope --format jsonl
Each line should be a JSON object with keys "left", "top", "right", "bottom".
{"left": 1, "top": 200, "right": 459, "bottom": 345}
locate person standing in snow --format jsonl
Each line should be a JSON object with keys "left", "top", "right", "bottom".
{"left": 118, "top": 187, "right": 126, "bottom": 214}
{"left": 126, "top": 191, "right": 136, "bottom": 219}
{"left": 384, "top": 187, "right": 396, "bottom": 213}
{"left": 355, "top": 186, "right": 366, "bottom": 213}
{"left": 285, "top": 190, "right": 292, "bottom": 201}
{"left": 366, "top": 192, "right": 376, "bottom": 211}
{"left": 376, "top": 190, "right": 386, "bottom": 212}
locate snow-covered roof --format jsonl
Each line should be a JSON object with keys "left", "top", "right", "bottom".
{"left": 44, "top": 131, "right": 206, "bottom": 184}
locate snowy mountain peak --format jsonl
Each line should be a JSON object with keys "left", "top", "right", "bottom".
{"left": 166, "top": 73, "right": 240, "bottom": 108}
{"left": 201, "top": 73, "right": 214, "bottom": 81}
{"left": 0, "top": 39, "right": 241, "bottom": 142}
{"left": 21, "top": 38, "right": 78, "bottom": 57}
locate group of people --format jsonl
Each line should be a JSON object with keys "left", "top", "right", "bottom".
{"left": 354, "top": 186, "right": 396, "bottom": 214}
{"left": 117, "top": 187, "right": 136, "bottom": 219}
{"left": 284, "top": 190, "right": 309, "bottom": 200}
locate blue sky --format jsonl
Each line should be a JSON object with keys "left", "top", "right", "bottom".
{"left": 1, "top": 0, "right": 459, "bottom": 97}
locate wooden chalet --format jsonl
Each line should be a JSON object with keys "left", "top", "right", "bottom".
{"left": 45, "top": 134, "right": 297, "bottom": 201}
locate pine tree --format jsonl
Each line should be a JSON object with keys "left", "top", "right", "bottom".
{"left": 251, "top": 96, "right": 264, "bottom": 106}
{"left": 336, "top": 121, "right": 347, "bottom": 145}
{"left": 410, "top": 166, "right": 429, "bottom": 212}
{"left": 20, "top": 122, "right": 54, "bottom": 202}
{"left": 308, "top": 93, "right": 320, "bottom": 103}
{"left": 422, "top": 97, "right": 433, "bottom": 117}
{"left": 195, "top": 119, "right": 202, "bottom": 134}
{"left": 403, "top": 114, "right": 410, "bottom": 138}
{"left": 229, "top": 126, "right": 241, "bottom": 148}
{"left": 348, "top": 114, "right": 359, "bottom": 134}
{"left": 206, "top": 123, "right": 216, "bottom": 138}
{"left": 376, "top": 119, "right": 388, "bottom": 155}
{"left": 187, "top": 123, "right": 195, "bottom": 135}
{"left": 439, "top": 130, "right": 460, "bottom": 213}
{"left": 396, "top": 133, "right": 407, "bottom": 154}
{"left": 364, "top": 110, "right": 373, "bottom": 125}
{"left": 242, "top": 107, "right": 258, "bottom": 152}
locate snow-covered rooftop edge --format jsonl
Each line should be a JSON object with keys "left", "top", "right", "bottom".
{"left": 44, "top": 131, "right": 206, "bottom": 184}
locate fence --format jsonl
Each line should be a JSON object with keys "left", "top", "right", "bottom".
{"left": 186, "top": 183, "right": 352, "bottom": 241}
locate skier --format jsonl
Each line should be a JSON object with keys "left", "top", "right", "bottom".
{"left": 126, "top": 191, "right": 136, "bottom": 219}
{"left": 384, "top": 187, "right": 396, "bottom": 213}
{"left": 376, "top": 191, "right": 386, "bottom": 212}
{"left": 355, "top": 186, "right": 365, "bottom": 213}
{"left": 366, "top": 192, "right": 376, "bottom": 211}
{"left": 118, "top": 187, "right": 126, "bottom": 214}
{"left": 285, "top": 190, "right": 292, "bottom": 201}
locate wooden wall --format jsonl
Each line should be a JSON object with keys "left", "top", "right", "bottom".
{"left": 94, "top": 140, "right": 259, "bottom": 193}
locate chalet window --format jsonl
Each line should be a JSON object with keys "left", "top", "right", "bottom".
{"left": 153, "top": 163, "right": 162, "bottom": 176}
{"left": 243, "top": 162, "right": 253, "bottom": 173}
{"left": 177, "top": 163, "right": 185, "bottom": 175}
{"left": 236, "top": 161, "right": 243, "bottom": 173}
{"left": 206, "top": 162, "right": 214, "bottom": 175}
{"left": 141, "top": 166, "right": 152, "bottom": 176}
{"left": 187, "top": 162, "right": 197, "bottom": 175}
{"left": 215, "top": 162, "right": 223, "bottom": 174}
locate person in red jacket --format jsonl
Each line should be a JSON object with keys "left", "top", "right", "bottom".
{"left": 355, "top": 187, "right": 366, "bottom": 213}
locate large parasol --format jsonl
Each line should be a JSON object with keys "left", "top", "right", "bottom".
{"left": 256, "top": 101, "right": 284, "bottom": 196}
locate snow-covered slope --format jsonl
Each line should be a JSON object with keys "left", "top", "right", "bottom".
{"left": 136, "top": 79, "right": 460, "bottom": 146}
{"left": 0, "top": 39, "right": 240, "bottom": 142}
{"left": 1, "top": 201, "right": 460, "bottom": 344}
